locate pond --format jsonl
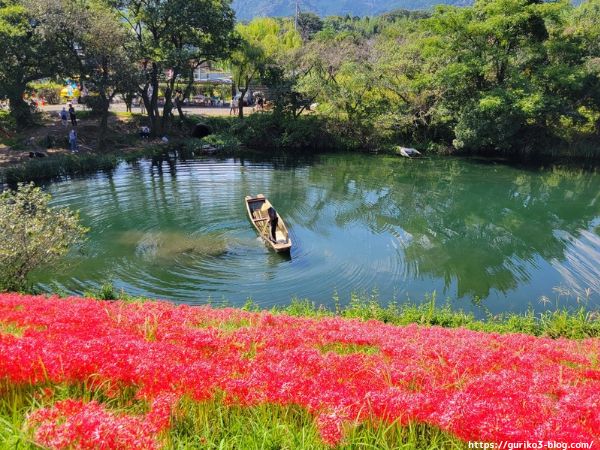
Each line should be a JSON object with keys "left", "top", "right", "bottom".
{"left": 33, "top": 154, "right": 600, "bottom": 314}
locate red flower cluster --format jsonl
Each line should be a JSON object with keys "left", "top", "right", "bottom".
{"left": 27, "top": 396, "right": 172, "bottom": 450}
{"left": 0, "top": 294, "right": 598, "bottom": 448}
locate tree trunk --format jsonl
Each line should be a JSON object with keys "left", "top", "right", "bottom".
{"left": 97, "top": 95, "right": 110, "bottom": 152}
{"left": 124, "top": 94, "right": 133, "bottom": 113}
{"left": 148, "top": 63, "right": 161, "bottom": 135}
{"left": 177, "top": 66, "right": 198, "bottom": 121}
{"left": 9, "top": 89, "right": 34, "bottom": 130}
{"left": 175, "top": 96, "right": 185, "bottom": 119}
{"left": 162, "top": 73, "right": 177, "bottom": 130}
{"left": 238, "top": 87, "right": 248, "bottom": 119}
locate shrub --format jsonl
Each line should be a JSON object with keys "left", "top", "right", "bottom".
{"left": 232, "top": 114, "right": 338, "bottom": 154}
{"left": 1, "top": 154, "right": 119, "bottom": 185}
{"left": 0, "top": 183, "right": 88, "bottom": 292}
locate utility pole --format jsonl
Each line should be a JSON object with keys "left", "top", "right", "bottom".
{"left": 294, "top": 0, "right": 300, "bottom": 31}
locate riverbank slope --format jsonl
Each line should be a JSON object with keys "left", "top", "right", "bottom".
{"left": 1, "top": 293, "right": 598, "bottom": 449}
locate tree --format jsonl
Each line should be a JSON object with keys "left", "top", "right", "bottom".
{"left": 112, "top": 0, "right": 236, "bottom": 133}
{"left": 75, "top": 1, "right": 139, "bottom": 150}
{"left": 565, "top": 0, "right": 600, "bottom": 134}
{"left": 231, "top": 18, "right": 301, "bottom": 119}
{"left": 0, "top": 0, "right": 73, "bottom": 129}
{"left": 0, "top": 184, "right": 88, "bottom": 292}
{"left": 294, "top": 33, "right": 387, "bottom": 148}
{"left": 373, "top": 21, "right": 450, "bottom": 145}
{"left": 297, "top": 11, "right": 322, "bottom": 41}
{"left": 418, "top": 0, "right": 576, "bottom": 152}
{"left": 19, "top": 0, "right": 140, "bottom": 149}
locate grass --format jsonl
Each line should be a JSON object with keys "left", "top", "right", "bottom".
{"left": 1, "top": 153, "right": 120, "bottom": 185}
{"left": 270, "top": 293, "right": 600, "bottom": 340}
{"left": 0, "top": 380, "right": 149, "bottom": 449}
{"left": 167, "top": 397, "right": 464, "bottom": 449}
{"left": 0, "top": 381, "right": 465, "bottom": 449}
{"left": 0, "top": 321, "right": 25, "bottom": 337}
{"left": 86, "top": 284, "right": 600, "bottom": 339}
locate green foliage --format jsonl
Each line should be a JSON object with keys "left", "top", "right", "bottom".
{"left": 1, "top": 153, "right": 119, "bottom": 185}
{"left": 231, "top": 113, "right": 337, "bottom": 153}
{"left": 199, "top": 133, "right": 241, "bottom": 152}
{"left": 278, "top": 293, "right": 600, "bottom": 340}
{"left": 453, "top": 91, "right": 527, "bottom": 151}
{"left": 297, "top": 12, "right": 323, "bottom": 41}
{"left": 168, "top": 397, "right": 463, "bottom": 449}
{"left": 272, "top": 0, "right": 600, "bottom": 158}
{"left": 84, "top": 282, "right": 120, "bottom": 301}
{"left": 117, "top": 0, "right": 237, "bottom": 132}
{"left": 0, "top": 183, "right": 88, "bottom": 292}
{"left": 0, "top": 1, "right": 78, "bottom": 129}
{"left": 176, "top": 135, "right": 241, "bottom": 156}
{"left": 0, "top": 110, "right": 16, "bottom": 140}
{"left": 231, "top": 18, "right": 302, "bottom": 118}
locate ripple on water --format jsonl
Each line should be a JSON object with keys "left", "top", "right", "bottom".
{"left": 35, "top": 156, "right": 600, "bottom": 311}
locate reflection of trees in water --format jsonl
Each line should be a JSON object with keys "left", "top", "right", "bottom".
{"left": 305, "top": 156, "right": 600, "bottom": 300}
{"left": 551, "top": 229, "right": 600, "bottom": 299}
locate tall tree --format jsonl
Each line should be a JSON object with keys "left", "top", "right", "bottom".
{"left": 403, "top": 0, "right": 569, "bottom": 152}
{"left": 231, "top": 18, "right": 301, "bottom": 119}
{"left": 297, "top": 11, "right": 322, "bottom": 41}
{"left": 0, "top": 0, "right": 73, "bottom": 129}
{"left": 77, "top": 1, "right": 139, "bottom": 150}
{"left": 567, "top": 0, "right": 600, "bottom": 134}
{"left": 112, "top": 0, "right": 236, "bottom": 134}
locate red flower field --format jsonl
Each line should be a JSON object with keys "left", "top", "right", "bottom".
{"left": 0, "top": 293, "right": 598, "bottom": 449}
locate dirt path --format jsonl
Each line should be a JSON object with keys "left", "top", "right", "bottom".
{"left": 0, "top": 113, "right": 139, "bottom": 167}
{"left": 0, "top": 106, "right": 246, "bottom": 168}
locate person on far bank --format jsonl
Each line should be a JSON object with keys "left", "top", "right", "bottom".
{"left": 60, "top": 107, "right": 68, "bottom": 127}
{"left": 140, "top": 125, "right": 150, "bottom": 139}
{"left": 69, "top": 129, "right": 78, "bottom": 152}
{"left": 229, "top": 97, "right": 238, "bottom": 116}
{"left": 268, "top": 206, "right": 278, "bottom": 242}
{"left": 68, "top": 104, "right": 77, "bottom": 126}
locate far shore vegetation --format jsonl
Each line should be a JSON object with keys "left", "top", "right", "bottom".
{"left": 2, "top": 0, "right": 600, "bottom": 186}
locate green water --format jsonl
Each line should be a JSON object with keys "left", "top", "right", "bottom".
{"left": 34, "top": 154, "right": 600, "bottom": 313}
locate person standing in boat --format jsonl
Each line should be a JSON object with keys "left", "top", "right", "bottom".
{"left": 268, "top": 206, "right": 278, "bottom": 242}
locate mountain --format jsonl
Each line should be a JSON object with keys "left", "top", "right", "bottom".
{"left": 232, "top": 0, "right": 472, "bottom": 21}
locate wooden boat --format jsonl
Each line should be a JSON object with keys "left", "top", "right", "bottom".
{"left": 245, "top": 194, "right": 292, "bottom": 253}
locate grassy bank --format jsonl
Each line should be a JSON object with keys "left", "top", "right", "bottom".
{"left": 277, "top": 295, "right": 600, "bottom": 339}
{"left": 1, "top": 153, "right": 120, "bottom": 185}
{"left": 0, "top": 140, "right": 219, "bottom": 185}
{"left": 91, "top": 284, "right": 600, "bottom": 340}
{"left": 1, "top": 293, "right": 598, "bottom": 449}
{"left": 3, "top": 111, "right": 598, "bottom": 187}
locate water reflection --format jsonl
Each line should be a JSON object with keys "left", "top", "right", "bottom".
{"left": 301, "top": 156, "right": 600, "bottom": 301}
{"left": 34, "top": 155, "right": 599, "bottom": 311}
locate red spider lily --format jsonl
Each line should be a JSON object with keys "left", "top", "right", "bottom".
{"left": 0, "top": 293, "right": 598, "bottom": 448}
